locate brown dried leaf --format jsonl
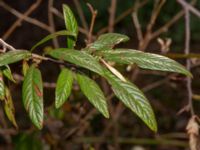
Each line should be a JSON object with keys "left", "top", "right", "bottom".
{"left": 186, "top": 116, "right": 199, "bottom": 150}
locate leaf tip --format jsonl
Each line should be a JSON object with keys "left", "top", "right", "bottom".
{"left": 103, "top": 111, "right": 110, "bottom": 119}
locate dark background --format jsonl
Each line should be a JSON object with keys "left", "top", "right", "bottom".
{"left": 0, "top": 0, "right": 200, "bottom": 149}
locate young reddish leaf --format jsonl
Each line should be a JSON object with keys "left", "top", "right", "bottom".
{"left": 22, "top": 60, "right": 29, "bottom": 76}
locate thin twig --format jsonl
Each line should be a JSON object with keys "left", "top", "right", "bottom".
{"left": 97, "top": 0, "right": 148, "bottom": 35}
{"left": 1, "top": 0, "right": 43, "bottom": 40}
{"left": 177, "top": 0, "right": 200, "bottom": 18}
{"left": 76, "top": 136, "right": 188, "bottom": 147}
{"left": 146, "top": 0, "right": 166, "bottom": 34}
{"left": 48, "top": 0, "right": 59, "bottom": 48}
{"left": 73, "top": 0, "right": 89, "bottom": 31}
{"left": 87, "top": 3, "right": 97, "bottom": 44}
{"left": 151, "top": 0, "right": 196, "bottom": 39}
{"left": 108, "top": 0, "right": 117, "bottom": 32}
{"left": 132, "top": 0, "right": 143, "bottom": 42}
{"left": 0, "top": 1, "right": 51, "bottom": 33}
{"left": 140, "top": 0, "right": 166, "bottom": 50}
{"left": 177, "top": 0, "right": 194, "bottom": 115}
{"left": 0, "top": 38, "right": 15, "bottom": 52}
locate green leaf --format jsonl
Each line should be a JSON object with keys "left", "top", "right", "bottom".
{"left": 88, "top": 33, "right": 129, "bottom": 50}
{"left": 63, "top": 4, "right": 78, "bottom": 48}
{"left": 22, "top": 65, "right": 43, "bottom": 129}
{"left": 48, "top": 48, "right": 104, "bottom": 75}
{"left": 77, "top": 73, "right": 109, "bottom": 118}
{"left": 104, "top": 69, "right": 157, "bottom": 131}
{"left": 55, "top": 68, "right": 73, "bottom": 108}
{"left": 0, "top": 50, "right": 31, "bottom": 67}
{"left": 30, "top": 30, "right": 76, "bottom": 51}
{"left": 4, "top": 87, "right": 18, "bottom": 128}
{"left": 0, "top": 71, "right": 5, "bottom": 100}
{"left": 99, "top": 49, "right": 192, "bottom": 77}
{"left": 1, "top": 66, "right": 16, "bottom": 83}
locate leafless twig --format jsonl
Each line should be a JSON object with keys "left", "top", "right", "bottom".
{"left": 87, "top": 3, "right": 97, "bottom": 44}
{"left": 108, "top": 0, "right": 117, "bottom": 32}
{"left": 48, "top": 0, "right": 59, "bottom": 48}
{"left": 177, "top": 0, "right": 194, "bottom": 115}
{"left": 73, "top": 0, "right": 89, "bottom": 31}
{"left": 1, "top": 0, "right": 43, "bottom": 40}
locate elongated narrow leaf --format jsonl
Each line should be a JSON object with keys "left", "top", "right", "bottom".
{"left": 48, "top": 48, "right": 104, "bottom": 75}
{"left": 1, "top": 66, "right": 16, "bottom": 82}
{"left": 0, "top": 71, "right": 5, "bottom": 100}
{"left": 77, "top": 73, "right": 109, "bottom": 118}
{"left": 100, "top": 49, "right": 192, "bottom": 77}
{"left": 88, "top": 33, "right": 129, "bottom": 50}
{"left": 63, "top": 4, "right": 78, "bottom": 48}
{"left": 31, "top": 30, "right": 76, "bottom": 51}
{"left": 104, "top": 69, "right": 157, "bottom": 131}
{"left": 4, "top": 87, "right": 18, "bottom": 128}
{"left": 22, "top": 65, "right": 43, "bottom": 129}
{"left": 55, "top": 68, "right": 73, "bottom": 108}
{"left": 0, "top": 50, "right": 31, "bottom": 67}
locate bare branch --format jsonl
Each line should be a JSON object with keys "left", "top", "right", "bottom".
{"left": 87, "top": 3, "right": 97, "bottom": 44}
{"left": 108, "top": 0, "right": 117, "bottom": 32}
{"left": 1, "top": 0, "right": 44, "bottom": 40}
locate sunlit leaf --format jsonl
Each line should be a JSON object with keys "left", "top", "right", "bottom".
{"left": 0, "top": 50, "right": 31, "bottom": 67}
{"left": 77, "top": 73, "right": 109, "bottom": 118}
{"left": 30, "top": 30, "right": 76, "bottom": 51}
{"left": 88, "top": 33, "right": 129, "bottom": 51}
{"left": 104, "top": 69, "right": 157, "bottom": 131}
{"left": 99, "top": 49, "right": 192, "bottom": 77}
{"left": 4, "top": 87, "right": 18, "bottom": 128}
{"left": 55, "top": 68, "right": 73, "bottom": 108}
{"left": 63, "top": 4, "right": 78, "bottom": 48}
{"left": 22, "top": 65, "right": 43, "bottom": 129}
{"left": 48, "top": 48, "right": 104, "bottom": 75}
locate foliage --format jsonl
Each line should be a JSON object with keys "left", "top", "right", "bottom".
{"left": 0, "top": 4, "right": 192, "bottom": 132}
